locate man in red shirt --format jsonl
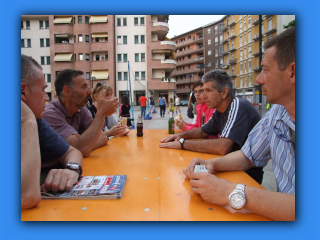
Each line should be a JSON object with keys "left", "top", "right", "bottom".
{"left": 139, "top": 93, "right": 148, "bottom": 119}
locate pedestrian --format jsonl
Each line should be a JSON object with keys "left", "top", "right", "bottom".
{"left": 149, "top": 94, "right": 156, "bottom": 114}
{"left": 175, "top": 95, "right": 181, "bottom": 114}
{"left": 159, "top": 95, "right": 167, "bottom": 117}
{"left": 139, "top": 93, "right": 148, "bottom": 119}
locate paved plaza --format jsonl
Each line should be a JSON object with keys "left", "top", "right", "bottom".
{"left": 115, "top": 105, "right": 277, "bottom": 192}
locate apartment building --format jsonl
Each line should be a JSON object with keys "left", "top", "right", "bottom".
{"left": 21, "top": 16, "right": 52, "bottom": 98}
{"left": 203, "top": 18, "right": 225, "bottom": 73}
{"left": 21, "top": 15, "right": 176, "bottom": 105}
{"left": 171, "top": 28, "right": 204, "bottom": 100}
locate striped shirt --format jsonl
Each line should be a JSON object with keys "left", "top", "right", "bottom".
{"left": 241, "top": 104, "right": 295, "bottom": 194}
{"left": 202, "top": 96, "right": 261, "bottom": 152}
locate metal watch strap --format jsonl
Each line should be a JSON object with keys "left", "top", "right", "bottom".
{"left": 180, "top": 138, "right": 185, "bottom": 149}
{"left": 235, "top": 183, "right": 246, "bottom": 192}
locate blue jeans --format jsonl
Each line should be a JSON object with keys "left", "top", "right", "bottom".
{"left": 141, "top": 106, "right": 146, "bottom": 118}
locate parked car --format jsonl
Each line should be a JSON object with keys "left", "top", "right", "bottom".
{"left": 180, "top": 100, "right": 189, "bottom": 106}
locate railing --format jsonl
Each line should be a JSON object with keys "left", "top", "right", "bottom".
{"left": 153, "top": 22, "right": 169, "bottom": 28}
{"left": 161, "top": 40, "right": 176, "bottom": 46}
{"left": 161, "top": 59, "right": 176, "bottom": 64}
{"left": 222, "top": 23, "right": 229, "bottom": 31}
{"left": 161, "top": 77, "right": 176, "bottom": 83}
{"left": 229, "top": 58, "right": 237, "bottom": 64}
{"left": 252, "top": 18, "right": 260, "bottom": 25}
{"left": 253, "top": 66, "right": 260, "bottom": 72}
{"left": 265, "top": 23, "right": 277, "bottom": 35}
{"left": 253, "top": 34, "right": 260, "bottom": 41}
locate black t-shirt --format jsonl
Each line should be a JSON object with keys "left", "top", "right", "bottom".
{"left": 120, "top": 104, "right": 130, "bottom": 117}
{"left": 201, "top": 96, "right": 261, "bottom": 152}
{"left": 37, "top": 118, "right": 70, "bottom": 163}
{"left": 149, "top": 97, "right": 154, "bottom": 105}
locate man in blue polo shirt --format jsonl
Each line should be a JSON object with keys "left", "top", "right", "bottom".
{"left": 21, "top": 55, "right": 83, "bottom": 209}
{"left": 183, "top": 27, "right": 295, "bottom": 221}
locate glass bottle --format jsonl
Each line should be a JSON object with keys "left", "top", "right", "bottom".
{"left": 137, "top": 115, "right": 143, "bottom": 137}
{"left": 168, "top": 110, "right": 175, "bottom": 134}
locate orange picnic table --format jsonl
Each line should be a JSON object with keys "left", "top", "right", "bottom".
{"left": 21, "top": 129, "right": 271, "bottom": 221}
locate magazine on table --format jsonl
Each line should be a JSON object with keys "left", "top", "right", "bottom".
{"left": 41, "top": 175, "right": 127, "bottom": 199}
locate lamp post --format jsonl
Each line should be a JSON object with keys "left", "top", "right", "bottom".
{"left": 196, "top": 64, "right": 207, "bottom": 80}
{"left": 90, "top": 76, "right": 96, "bottom": 89}
{"left": 187, "top": 74, "right": 193, "bottom": 95}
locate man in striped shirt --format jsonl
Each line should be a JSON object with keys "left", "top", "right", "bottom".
{"left": 160, "top": 69, "right": 262, "bottom": 183}
{"left": 184, "top": 27, "right": 295, "bottom": 221}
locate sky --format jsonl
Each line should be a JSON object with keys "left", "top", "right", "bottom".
{"left": 166, "top": 15, "right": 225, "bottom": 38}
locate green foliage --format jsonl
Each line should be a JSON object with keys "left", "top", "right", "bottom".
{"left": 283, "top": 20, "right": 295, "bottom": 29}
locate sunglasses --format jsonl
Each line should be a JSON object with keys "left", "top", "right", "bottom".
{"left": 93, "top": 82, "right": 105, "bottom": 95}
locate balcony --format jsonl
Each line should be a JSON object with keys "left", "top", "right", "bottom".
{"left": 221, "top": 63, "right": 229, "bottom": 69}
{"left": 221, "top": 50, "right": 229, "bottom": 56}
{"left": 229, "top": 58, "right": 237, "bottom": 65}
{"left": 53, "top": 24, "right": 73, "bottom": 35}
{"left": 54, "top": 43, "right": 74, "bottom": 53}
{"left": 176, "top": 57, "right": 204, "bottom": 67}
{"left": 252, "top": 18, "right": 260, "bottom": 26}
{"left": 222, "top": 23, "right": 229, "bottom": 32}
{"left": 222, "top": 38, "right": 229, "bottom": 44}
{"left": 161, "top": 77, "right": 176, "bottom": 83}
{"left": 253, "top": 34, "right": 260, "bottom": 41}
{"left": 253, "top": 66, "right": 260, "bottom": 72}
{"left": 229, "top": 34, "right": 236, "bottom": 40}
{"left": 90, "top": 23, "right": 111, "bottom": 33}
{"left": 230, "top": 72, "right": 237, "bottom": 78}
{"left": 176, "top": 35, "right": 203, "bottom": 48}
{"left": 150, "top": 40, "right": 175, "bottom": 52}
{"left": 264, "top": 23, "right": 277, "bottom": 36}
{"left": 264, "top": 15, "right": 273, "bottom": 19}
{"left": 171, "top": 68, "right": 197, "bottom": 77}
{"left": 229, "top": 47, "right": 236, "bottom": 52}
{"left": 53, "top": 61, "right": 75, "bottom": 71}
{"left": 151, "top": 59, "right": 176, "bottom": 71}
{"left": 175, "top": 47, "right": 203, "bottom": 58}
{"left": 91, "top": 42, "right": 112, "bottom": 52}
{"left": 148, "top": 79, "right": 175, "bottom": 90}
{"left": 253, "top": 50, "right": 260, "bottom": 57}
{"left": 229, "top": 20, "right": 236, "bottom": 27}
{"left": 91, "top": 60, "right": 111, "bottom": 70}
{"left": 152, "top": 21, "right": 169, "bottom": 34}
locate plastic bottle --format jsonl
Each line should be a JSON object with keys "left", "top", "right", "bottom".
{"left": 137, "top": 115, "right": 143, "bottom": 137}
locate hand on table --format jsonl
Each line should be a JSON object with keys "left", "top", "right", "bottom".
{"left": 188, "top": 172, "right": 235, "bottom": 206}
{"left": 106, "top": 124, "right": 127, "bottom": 137}
{"left": 41, "top": 168, "right": 79, "bottom": 193}
{"left": 159, "top": 140, "right": 181, "bottom": 149}
{"left": 160, "top": 134, "right": 181, "bottom": 143}
{"left": 183, "top": 157, "right": 215, "bottom": 179}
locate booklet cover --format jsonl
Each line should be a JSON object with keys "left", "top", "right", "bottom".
{"left": 41, "top": 175, "right": 127, "bottom": 199}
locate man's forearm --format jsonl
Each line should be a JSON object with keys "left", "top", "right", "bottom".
{"left": 179, "top": 128, "right": 206, "bottom": 139}
{"left": 210, "top": 150, "right": 254, "bottom": 171}
{"left": 59, "top": 146, "right": 83, "bottom": 166}
{"left": 183, "top": 137, "right": 234, "bottom": 155}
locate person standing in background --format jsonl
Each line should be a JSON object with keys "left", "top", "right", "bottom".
{"left": 139, "top": 93, "right": 148, "bottom": 119}
{"left": 159, "top": 95, "right": 167, "bottom": 118}
{"left": 175, "top": 95, "right": 181, "bottom": 114}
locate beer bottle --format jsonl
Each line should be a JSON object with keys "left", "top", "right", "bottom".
{"left": 137, "top": 115, "right": 143, "bottom": 137}
{"left": 168, "top": 110, "right": 175, "bottom": 134}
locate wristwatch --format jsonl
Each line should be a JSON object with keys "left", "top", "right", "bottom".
{"left": 228, "top": 184, "right": 246, "bottom": 210}
{"left": 179, "top": 138, "right": 185, "bottom": 149}
{"left": 65, "top": 162, "right": 82, "bottom": 180}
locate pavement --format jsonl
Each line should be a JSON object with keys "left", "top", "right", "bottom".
{"left": 115, "top": 105, "right": 277, "bottom": 192}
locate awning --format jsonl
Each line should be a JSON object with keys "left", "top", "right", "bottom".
{"left": 92, "top": 33, "right": 108, "bottom": 38}
{"left": 89, "top": 16, "right": 108, "bottom": 23}
{"left": 55, "top": 34, "right": 69, "bottom": 38}
{"left": 91, "top": 70, "right": 109, "bottom": 80}
{"left": 54, "top": 53, "right": 73, "bottom": 62}
{"left": 53, "top": 17, "right": 72, "bottom": 24}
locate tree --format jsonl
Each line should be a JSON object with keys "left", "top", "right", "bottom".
{"left": 284, "top": 20, "right": 295, "bottom": 29}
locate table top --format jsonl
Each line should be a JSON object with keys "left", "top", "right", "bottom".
{"left": 21, "top": 129, "right": 271, "bottom": 221}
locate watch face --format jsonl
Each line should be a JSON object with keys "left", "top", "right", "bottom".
{"left": 179, "top": 138, "right": 184, "bottom": 144}
{"left": 229, "top": 192, "right": 246, "bottom": 209}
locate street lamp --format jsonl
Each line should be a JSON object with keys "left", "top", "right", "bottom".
{"left": 90, "top": 76, "right": 96, "bottom": 88}
{"left": 196, "top": 64, "right": 207, "bottom": 79}
{"left": 187, "top": 74, "right": 193, "bottom": 94}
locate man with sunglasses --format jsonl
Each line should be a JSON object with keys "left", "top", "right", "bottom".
{"left": 160, "top": 69, "right": 262, "bottom": 184}
{"left": 43, "top": 69, "right": 118, "bottom": 157}
{"left": 183, "top": 27, "right": 295, "bottom": 221}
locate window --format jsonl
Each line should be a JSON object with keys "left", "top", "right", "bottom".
{"left": 123, "top": 54, "right": 127, "bottom": 62}
{"left": 215, "top": 48, "right": 218, "bottom": 57}
{"left": 244, "top": 32, "right": 246, "bottom": 44}
{"left": 117, "top": 18, "right": 127, "bottom": 26}
{"left": 105, "top": 54, "right": 108, "bottom": 60}
{"left": 207, "top": 28, "right": 211, "bottom": 34}
{"left": 207, "top": 39, "right": 211, "bottom": 45}
{"left": 135, "top": 72, "right": 139, "bottom": 80}
{"left": 214, "top": 26, "right": 218, "bottom": 34}
{"left": 248, "top": 44, "right": 252, "bottom": 57}
{"left": 78, "top": 16, "right": 82, "bottom": 24}
{"left": 220, "top": 35, "right": 223, "bottom": 44}
{"left": 86, "top": 72, "right": 90, "bottom": 80}
{"left": 27, "top": 39, "right": 31, "bottom": 47}
{"left": 124, "top": 72, "right": 128, "bottom": 81}
{"left": 118, "top": 72, "right": 122, "bottom": 81}
{"left": 239, "top": 21, "right": 242, "bottom": 32}
{"left": 86, "top": 54, "right": 89, "bottom": 61}
{"left": 248, "top": 30, "right": 251, "bottom": 42}
{"left": 117, "top": 18, "right": 121, "bottom": 26}
{"left": 123, "top": 18, "right": 127, "bottom": 26}
{"left": 219, "top": 23, "right": 223, "bottom": 32}
{"left": 208, "top": 61, "right": 211, "bottom": 67}
{"left": 47, "top": 74, "right": 51, "bottom": 83}
{"left": 140, "top": 17, "right": 145, "bottom": 25}
{"left": 215, "top": 60, "right": 218, "bottom": 68}
{"left": 240, "top": 76, "right": 243, "bottom": 87}
{"left": 208, "top": 50, "right": 211, "bottom": 56}
{"left": 240, "top": 62, "right": 243, "bottom": 74}
{"left": 117, "top": 54, "right": 122, "bottom": 62}
{"left": 231, "top": 27, "right": 234, "bottom": 36}
{"left": 249, "top": 59, "right": 251, "bottom": 71}
{"left": 240, "top": 35, "right": 242, "bottom": 47}
{"left": 47, "top": 56, "right": 50, "bottom": 65}
{"left": 240, "top": 49, "right": 243, "bottom": 60}
{"left": 85, "top": 35, "right": 89, "bottom": 42}
{"left": 134, "top": 17, "right": 138, "bottom": 25}
{"left": 141, "top": 35, "right": 145, "bottom": 44}
{"left": 219, "top": 46, "right": 223, "bottom": 56}
{"left": 244, "top": 60, "right": 247, "bottom": 73}
{"left": 268, "top": 18, "right": 272, "bottom": 31}
{"left": 26, "top": 21, "right": 30, "bottom": 29}
{"left": 85, "top": 16, "right": 89, "bottom": 24}
{"left": 41, "top": 57, "right": 45, "bottom": 65}
{"left": 123, "top": 36, "right": 127, "bottom": 44}
{"left": 95, "top": 55, "right": 99, "bottom": 61}
{"left": 135, "top": 53, "right": 139, "bottom": 62}
{"left": 244, "top": 47, "right": 246, "bottom": 59}
{"left": 141, "top": 72, "right": 145, "bottom": 80}
{"left": 79, "top": 53, "right": 83, "bottom": 61}
{"left": 215, "top": 37, "right": 218, "bottom": 46}
{"left": 39, "top": 21, "right": 43, "bottom": 29}
{"left": 141, "top": 53, "right": 145, "bottom": 62}
{"left": 134, "top": 35, "right": 139, "bottom": 44}
{"left": 220, "top": 58, "right": 223, "bottom": 65}
{"left": 40, "top": 38, "right": 50, "bottom": 47}
{"left": 78, "top": 35, "right": 83, "bottom": 42}
{"left": 117, "top": 36, "right": 127, "bottom": 44}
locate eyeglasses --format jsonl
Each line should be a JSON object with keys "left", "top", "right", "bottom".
{"left": 193, "top": 89, "right": 204, "bottom": 95}
{"left": 273, "top": 118, "right": 295, "bottom": 154}
{"left": 93, "top": 82, "right": 105, "bottom": 95}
